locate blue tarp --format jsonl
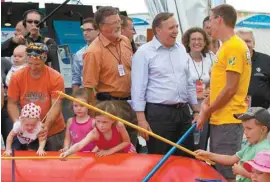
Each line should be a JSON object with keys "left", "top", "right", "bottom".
{"left": 53, "top": 20, "right": 86, "bottom": 53}
{"left": 132, "top": 17, "right": 149, "bottom": 26}
{"left": 237, "top": 14, "right": 270, "bottom": 29}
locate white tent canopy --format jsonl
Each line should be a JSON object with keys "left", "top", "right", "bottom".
{"left": 4, "top": 0, "right": 270, "bottom": 14}
{"left": 145, "top": 0, "right": 209, "bottom": 37}
{"left": 4, "top": 0, "right": 270, "bottom": 54}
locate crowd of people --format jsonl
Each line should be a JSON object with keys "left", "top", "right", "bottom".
{"left": 1, "top": 3, "right": 270, "bottom": 182}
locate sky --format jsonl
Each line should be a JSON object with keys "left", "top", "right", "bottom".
{"left": 4, "top": 0, "right": 270, "bottom": 14}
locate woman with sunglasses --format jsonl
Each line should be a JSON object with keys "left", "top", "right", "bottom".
{"left": 1, "top": 10, "right": 60, "bottom": 72}
{"left": 23, "top": 10, "right": 60, "bottom": 72}
{"left": 182, "top": 27, "right": 214, "bottom": 150}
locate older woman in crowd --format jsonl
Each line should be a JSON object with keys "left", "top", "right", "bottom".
{"left": 182, "top": 27, "right": 213, "bottom": 150}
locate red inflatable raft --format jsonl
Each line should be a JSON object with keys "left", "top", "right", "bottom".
{"left": 1, "top": 151, "right": 226, "bottom": 182}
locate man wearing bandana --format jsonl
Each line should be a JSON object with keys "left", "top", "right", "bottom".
{"left": 7, "top": 42, "right": 65, "bottom": 151}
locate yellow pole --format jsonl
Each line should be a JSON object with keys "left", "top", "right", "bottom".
{"left": 56, "top": 91, "right": 215, "bottom": 165}
{"left": 2, "top": 156, "right": 80, "bottom": 160}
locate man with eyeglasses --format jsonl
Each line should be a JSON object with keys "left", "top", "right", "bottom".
{"left": 195, "top": 4, "right": 251, "bottom": 181}
{"left": 72, "top": 17, "right": 98, "bottom": 92}
{"left": 83, "top": 6, "right": 137, "bottom": 147}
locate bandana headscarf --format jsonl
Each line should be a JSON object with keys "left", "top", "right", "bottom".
{"left": 26, "top": 42, "right": 48, "bottom": 62}
{"left": 20, "top": 103, "right": 41, "bottom": 119}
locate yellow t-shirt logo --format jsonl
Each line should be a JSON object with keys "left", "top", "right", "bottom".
{"left": 228, "top": 57, "right": 236, "bottom": 66}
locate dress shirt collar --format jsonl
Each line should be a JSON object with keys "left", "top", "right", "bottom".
{"left": 99, "top": 33, "right": 122, "bottom": 47}
{"left": 152, "top": 36, "right": 179, "bottom": 50}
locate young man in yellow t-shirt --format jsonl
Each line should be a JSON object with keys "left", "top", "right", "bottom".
{"left": 194, "top": 4, "right": 252, "bottom": 182}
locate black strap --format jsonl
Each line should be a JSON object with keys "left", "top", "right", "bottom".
{"left": 99, "top": 36, "right": 122, "bottom": 64}
{"left": 96, "top": 93, "right": 130, "bottom": 101}
{"left": 26, "top": 35, "right": 45, "bottom": 44}
{"left": 189, "top": 53, "right": 204, "bottom": 80}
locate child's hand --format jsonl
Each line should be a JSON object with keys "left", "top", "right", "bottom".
{"left": 59, "top": 147, "right": 69, "bottom": 152}
{"left": 232, "top": 163, "right": 246, "bottom": 175}
{"left": 59, "top": 151, "right": 70, "bottom": 161}
{"left": 194, "top": 149, "right": 212, "bottom": 158}
{"left": 36, "top": 148, "right": 46, "bottom": 156}
{"left": 3, "top": 149, "right": 12, "bottom": 156}
{"left": 96, "top": 149, "right": 113, "bottom": 157}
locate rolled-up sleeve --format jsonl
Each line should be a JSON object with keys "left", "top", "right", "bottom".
{"left": 187, "top": 61, "right": 198, "bottom": 105}
{"left": 131, "top": 49, "right": 149, "bottom": 111}
{"left": 72, "top": 54, "right": 82, "bottom": 86}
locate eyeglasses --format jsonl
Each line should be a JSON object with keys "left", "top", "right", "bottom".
{"left": 101, "top": 20, "right": 123, "bottom": 26}
{"left": 26, "top": 20, "right": 40, "bottom": 25}
{"left": 190, "top": 38, "right": 204, "bottom": 42}
{"left": 82, "top": 28, "right": 96, "bottom": 32}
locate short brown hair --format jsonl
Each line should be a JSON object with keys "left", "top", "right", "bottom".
{"left": 82, "top": 17, "right": 97, "bottom": 30}
{"left": 152, "top": 12, "right": 174, "bottom": 35}
{"left": 182, "top": 27, "right": 210, "bottom": 57}
{"left": 202, "top": 16, "right": 210, "bottom": 27}
{"left": 211, "top": 4, "right": 237, "bottom": 28}
{"left": 120, "top": 15, "right": 133, "bottom": 28}
{"left": 94, "top": 6, "right": 118, "bottom": 29}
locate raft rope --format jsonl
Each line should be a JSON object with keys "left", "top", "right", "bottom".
{"left": 2, "top": 156, "right": 81, "bottom": 160}
{"left": 12, "top": 148, "right": 15, "bottom": 182}
{"left": 56, "top": 91, "right": 215, "bottom": 165}
{"left": 41, "top": 94, "right": 61, "bottom": 124}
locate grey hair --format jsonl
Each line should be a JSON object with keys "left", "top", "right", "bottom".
{"left": 235, "top": 27, "right": 255, "bottom": 41}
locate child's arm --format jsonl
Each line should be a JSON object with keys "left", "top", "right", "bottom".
{"left": 60, "top": 129, "right": 97, "bottom": 159}
{"left": 97, "top": 122, "right": 130, "bottom": 157}
{"left": 36, "top": 136, "right": 46, "bottom": 156}
{"left": 232, "top": 163, "right": 252, "bottom": 178}
{"left": 60, "top": 118, "right": 72, "bottom": 152}
{"left": 3, "top": 130, "right": 16, "bottom": 156}
{"left": 91, "top": 146, "right": 99, "bottom": 152}
{"left": 195, "top": 150, "right": 240, "bottom": 165}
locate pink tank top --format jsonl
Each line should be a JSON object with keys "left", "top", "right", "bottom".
{"left": 69, "top": 116, "right": 95, "bottom": 152}
{"left": 95, "top": 125, "right": 132, "bottom": 153}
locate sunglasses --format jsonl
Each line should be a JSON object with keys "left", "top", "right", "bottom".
{"left": 26, "top": 20, "right": 40, "bottom": 25}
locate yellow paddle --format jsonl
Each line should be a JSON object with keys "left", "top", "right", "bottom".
{"left": 56, "top": 91, "right": 215, "bottom": 165}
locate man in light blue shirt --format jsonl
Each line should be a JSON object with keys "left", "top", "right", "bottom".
{"left": 72, "top": 17, "right": 98, "bottom": 92}
{"left": 131, "top": 12, "right": 200, "bottom": 156}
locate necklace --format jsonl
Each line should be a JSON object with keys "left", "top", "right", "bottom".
{"left": 189, "top": 53, "right": 204, "bottom": 80}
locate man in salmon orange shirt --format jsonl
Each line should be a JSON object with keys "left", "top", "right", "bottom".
{"left": 195, "top": 4, "right": 252, "bottom": 181}
{"left": 83, "top": 6, "right": 137, "bottom": 147}
{"left": 8, "top": 42, "right": 65, "bottom": 151}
